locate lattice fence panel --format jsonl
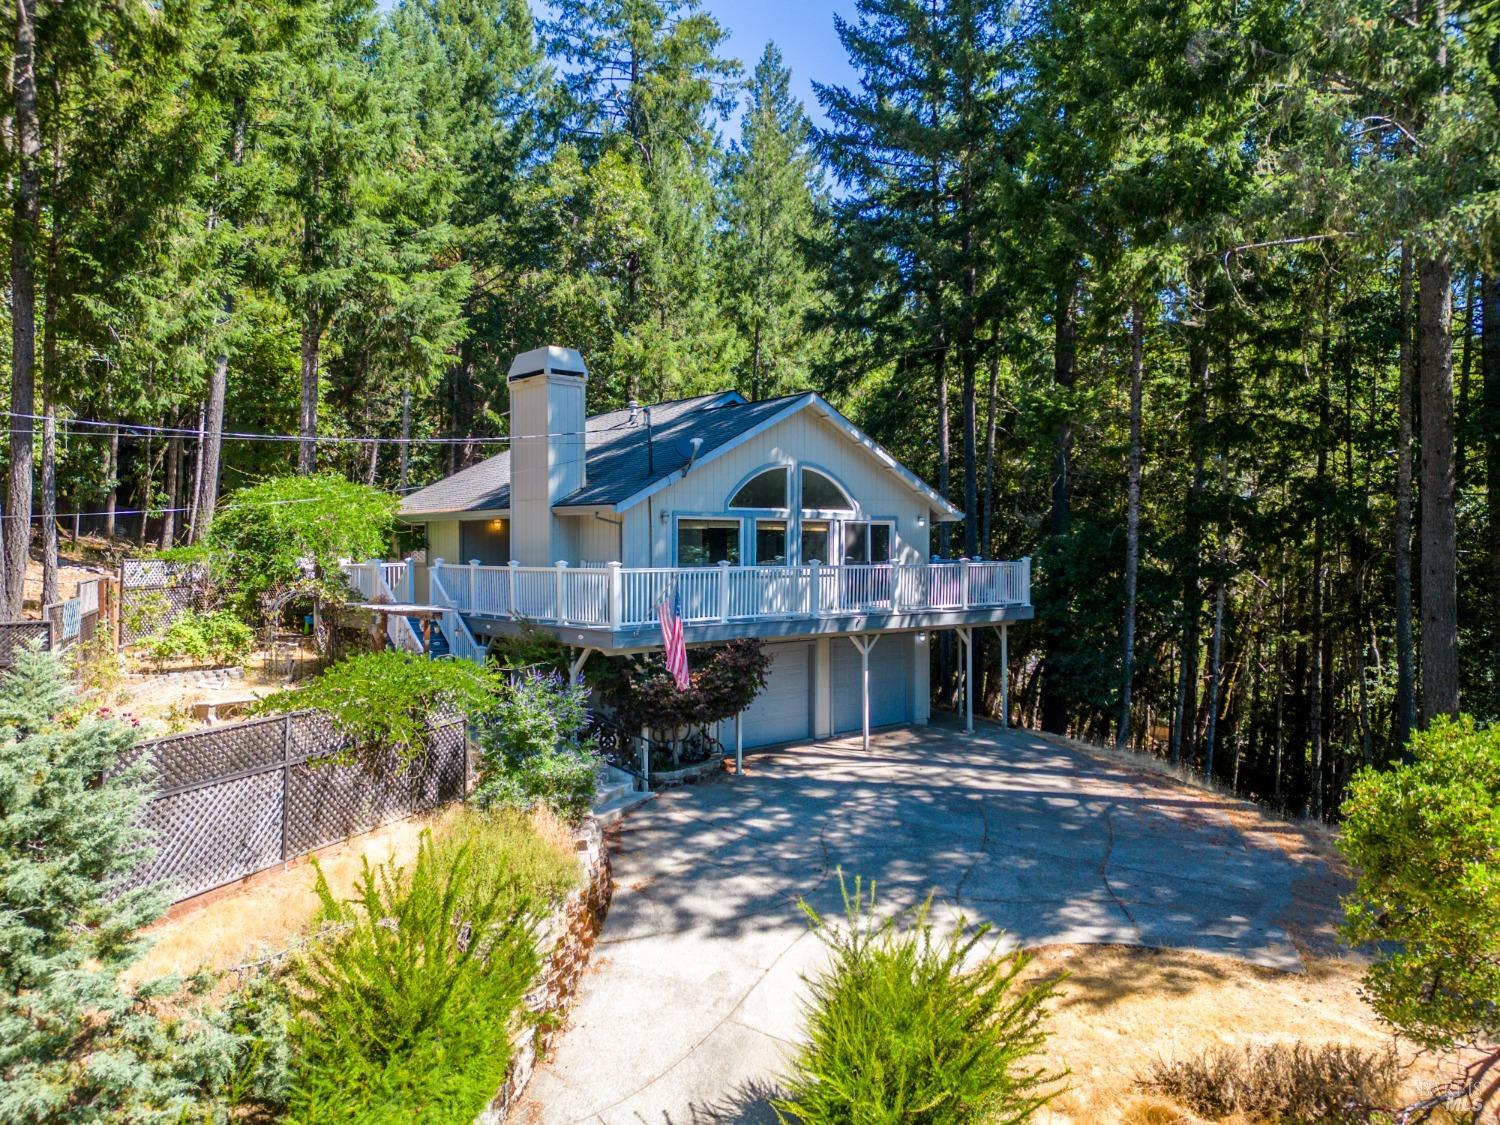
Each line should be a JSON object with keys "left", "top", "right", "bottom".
{"left": 145, "top": 714, "right": 288, "bottom": 792}
{"left": 120, "top": 559, "right": 210, "bottom": 645}
{"left": 0, "top": 621, "right": 50, "bottom": 666}
{"left": 125, "top": 772, "right": 284, "bottom": 901}
{"left": 125, "top": 710, "right": 469, "bottom": 903}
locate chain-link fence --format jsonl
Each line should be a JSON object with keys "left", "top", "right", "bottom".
{"left": 118, "top": 708, "right": 468, "bottom": 903}
{"left": 120, "top": 559, "right": 210, "bottom": 645}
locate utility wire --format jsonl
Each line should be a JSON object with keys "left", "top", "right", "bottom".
{"left": 2, "top": 412, "right": 624, "bottom": 446}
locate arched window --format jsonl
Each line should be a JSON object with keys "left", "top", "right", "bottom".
{"left": 729, "top": 466, "right": 788, "bottom": 509}
{"left": 800, "top": 467, "right": 854, "bottom": 512}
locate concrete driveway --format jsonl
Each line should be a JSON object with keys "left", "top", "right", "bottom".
{"left": 522, "top": 722, "right": 1326, "bottom": 1124}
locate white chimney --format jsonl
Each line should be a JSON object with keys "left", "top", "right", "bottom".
{"left": 508, "top": 345, "right": 587, "bottom": 565}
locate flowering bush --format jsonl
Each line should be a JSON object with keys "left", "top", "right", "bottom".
{"left": 592, "top": 638, "right": 770, "bottom": 734}
{"left": 473, "top": 671, "right": 600, "bottom": 822}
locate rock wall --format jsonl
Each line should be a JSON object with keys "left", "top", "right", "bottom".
{"left": 479, "top": 818, "right": 612, "bottom": 1123}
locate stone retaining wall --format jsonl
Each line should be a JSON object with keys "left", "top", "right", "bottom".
{"left": 479, "top": 817, "right": 613, "bottom": 1123}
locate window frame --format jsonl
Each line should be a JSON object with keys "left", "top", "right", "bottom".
{"left": 727, "top": 465, "right": 791, "bottom": 512}
{"left": 673, "top": 516, "right": 743, "bottom": 568}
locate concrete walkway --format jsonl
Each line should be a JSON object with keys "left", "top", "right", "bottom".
{"left": 521, "top": 723, "right": 1323, "bottom": 1124}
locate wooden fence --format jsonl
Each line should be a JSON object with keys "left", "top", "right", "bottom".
{"left": 0, "top": 574, "right": 116, "bottom": 669}
{"left": 119, "top": 709, "right": 468, "bottom": 903}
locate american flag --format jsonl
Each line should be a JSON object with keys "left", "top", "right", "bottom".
{"left": 657, "top": 582, "right": 690, "bottom": 690}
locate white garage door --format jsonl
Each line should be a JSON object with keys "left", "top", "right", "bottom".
{"left": 832, "top": 636, "right": 911, "bottom": 734}
{"left": 737, "top": 642, "right": 812, "bottom": 748}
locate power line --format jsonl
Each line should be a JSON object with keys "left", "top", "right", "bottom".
{"left": 3, "top": 412, "right": 616, "bottom": 446}
{"left": 1, "top": 494, "right": 332, "bottom": 523}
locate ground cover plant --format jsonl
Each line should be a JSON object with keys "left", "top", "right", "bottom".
{"left": 475, "top": 670, "right": 600, "bottom": 822}
{"left": 776, "top": 875, "right": 1059, "bottom": 1125}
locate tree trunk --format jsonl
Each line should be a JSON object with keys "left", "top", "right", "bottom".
{"left": 1394, "top": 246, "right": 1417, "bottom": 747}
{"left": 1309, "top": 288, "right": 1330, "bottom": 818}
{"left": 1484, "top": 272, "right": 1500, "bottom": 712}
{"left": 981, "top": 333, "right": 999, "bottom": 554}
{"left": 187, "top": 400, "right": 205, "bottom": 540}
{"left": 298, "top": 296, "right": 322, "bottom": 475}
{"left": 1041, "top": 278, "right": 1077, "bottom": 735}
{"left": 1418, "top": 254, "right": 1459, "bottom": 723}
{"left": 4, "top": 0, "right": 41, "bottom": 617}
{"left": 193, "top": 338, "right": 229, "bottom": 543}
{"left": 1457, "top": 272, "right": 1477, "bottom": 486}
{"left": 1118, "top": 301, "right": 1145, "bottom": 749}
{"left": 160, "top": 431, "right": 180, "bottom": 548}
{"left": 1172, "top": 308, "right": 1210, "bottom": 767}
{"left": 398, "top": 382, "right": 413, "bottom": 494}
{"left": 104, "top": 425, "right": 118, "bottom": 540}
{"left": 40, "top": 395, "right": 55, "bottom": 607}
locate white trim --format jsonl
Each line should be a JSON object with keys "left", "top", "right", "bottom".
{"left": 726, "top": 463, "right": 792, "bottom": 511}
{"left": 609, "top": 394, "right": 964, "bottom": 520}
{"left": 399, "top": 506, "right": 511, "bottom": 521}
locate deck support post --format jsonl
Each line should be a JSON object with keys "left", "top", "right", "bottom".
{"left": 996, "top": 624, "right": 1009, "bottom": 728}
{"left": 568, "top": 646, "right": 594, "bottom": 686}
{"left": 956, "top": 626, "right": 974, "bottom": 733}
{"left": 847, "top": 633, "right": 881, "bottom": 751}
{"left": 735, "top": 711, "right": 743, "bottom": 776}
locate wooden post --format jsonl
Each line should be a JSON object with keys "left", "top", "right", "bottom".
{"left": 555, "top": 560, "right": 568, "bottom": 624}
{"left": 608, "top": 561, "right": 623, "bottom": 629}
{"left": 735, "top": 711, "right": 743, "bottom": 775}
{"left": 999, "top": 624, "right": 1009, "bottom": 729}
{"left": 280, "top": 713, "right": 293, "bottom": 864}
{"left": 962, "top": 627, "right": 974, "bottom": 733}
{"left": 717, "top": 559, "right": 731, "bottom": 622}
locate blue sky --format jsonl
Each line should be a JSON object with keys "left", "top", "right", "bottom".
{"left": 700, "top": 0, "right": 859, "bottom": 131}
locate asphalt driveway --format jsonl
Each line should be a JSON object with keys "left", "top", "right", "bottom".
{"left": 522, "top": 722, "right": 1326, "bottom": 1124}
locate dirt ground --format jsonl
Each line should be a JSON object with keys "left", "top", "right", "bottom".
{"left": 1024, "top": 731, "right": 1477, "bottom": 1124}
{"left": 129, "top": 806, "right": 460, "bottom": 987}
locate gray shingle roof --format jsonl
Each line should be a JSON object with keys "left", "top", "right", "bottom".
{"left": 399, "top": 391, "right": 809, "bottom": 516}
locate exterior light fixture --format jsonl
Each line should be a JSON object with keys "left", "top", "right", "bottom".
{"left": 917, "top": 515, "right": 927, "bottom": 528}
{"left": 916, "top": 632, "right": 929, "bottom": 644}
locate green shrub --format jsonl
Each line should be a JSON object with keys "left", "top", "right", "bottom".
{"left": 254, "top": 650, "right": 499, "bottom": 767}
{"left": 1140, "top": 1042, "right": 1399, "bottom": 1124}
{"left": 593, "top": 637, "right": 770, "bottom": 734}
{"left": 429, "top": 808, "right": 581, "bottom": 918}
{"left": 0, "top": 645, "right": 243, "bottom": 1119}
{"left": 142, "top": 608, "right": 254, "bottom": 669}
{"left": 286, "top": 831, "right": 541, "bottom": 1123}
{"left": 474, "top": 671, "right": 600, "bottom": 822}
{"left": 775, "top": 875, "right": 1060, "bottom": 1125}
{"left": 1338, "top": 716, "right": 1500, "bottom": 1052}
{"left": 204, "top": 474, "right": 398, "bottom": 611}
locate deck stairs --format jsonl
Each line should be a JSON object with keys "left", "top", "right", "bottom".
{"left": 593, "top": 765, "right": 653, "bottom": 828}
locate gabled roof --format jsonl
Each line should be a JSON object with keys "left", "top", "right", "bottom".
{"left": 398, "top": 390, "right": 963, "bottom": 520}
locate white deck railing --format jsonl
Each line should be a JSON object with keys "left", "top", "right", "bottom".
{"left": 343, "top": 559, "right": 423, "bottom": 653}
{"left": 427, "top": 557, "right": 1031, "bottom": 631}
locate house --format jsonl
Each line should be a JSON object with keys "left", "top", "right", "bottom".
{"left": 371, "top": 345, "right": 1033, "bottom": 752}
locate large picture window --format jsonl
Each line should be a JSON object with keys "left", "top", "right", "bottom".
{"left": 842, "top": 521, "right": 894, "bottom": 565}
{"left": 801, "top": 468, "right": 854, "bottom": 511}
{"left": 729, "top": 467, "right": 788, "bottom": 509}
{"left": 677, "top": 519, "right": 741, "bottom": 566}
{"left": 755, "top": 520, "right": 788, "bottom": 566}
{"left": 800, "top": 520, "right": 831, "bottom": 564}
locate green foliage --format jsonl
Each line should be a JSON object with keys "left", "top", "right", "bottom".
{"left": 474, "top": 671, "right": 599, "bottom": 822}
{"left": 1338, "top": 716, "right": 1500, "bottom": 1050}
{"left": 254, "top": 650, "right": 499, "bottom": 767}
{"left": 429, "top": 808, "right": 581, "bottom": 919}
{"left": 488, "top": 621, "right": 573, "bottom": 677}
{"left": 286, "top": 830, "right": 541, "bottom": 1123}
{"left": 0, "top": 646, "right": 241, "bottom": 1120}
{"left": 593, "top": 638, "right": 770, "bottom": 734}
{"left": 204, "top": 475, "right": 398, "bottom": 610}
{"left": 143, "top": 609, "right": 254, "bottom": 670}
{"left": 776, "top": 875, "right": 1060, "bottom": 1125}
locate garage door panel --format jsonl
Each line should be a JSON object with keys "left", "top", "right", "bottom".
{"left": 736, "top": 643, "right": 812, "bottom": 749}
{"left": 832, "top": 637, "right": 910, "bottom": 733}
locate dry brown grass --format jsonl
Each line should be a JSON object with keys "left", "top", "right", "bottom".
{"left": 128, "top": 806, "right": 460, "bottom": 986}
{"left": 1022, "top": 944, "right": 1474, "bottom": 1124}
{"left": 130, "top": 804, "right": 580, "bottom": 990}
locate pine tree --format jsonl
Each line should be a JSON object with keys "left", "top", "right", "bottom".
{"left": 719, "top": 43, "right": 823, "bottom": 401}
{"left": 0, "top": 647, "right": 236, "bottom": 1118}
